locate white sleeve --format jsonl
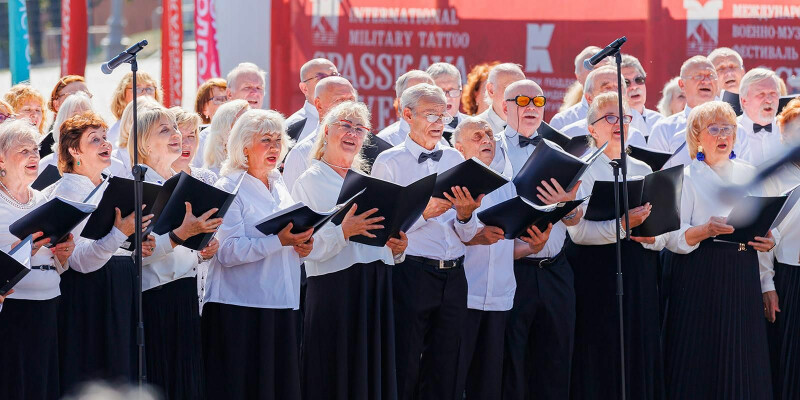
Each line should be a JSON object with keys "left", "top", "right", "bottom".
{"left": 214, "top": 197, "right": 285, "bottom": 267}
{"left": 291, "top": 182, "right": 349, "bottom": 263}
{"left": 282, "top": 147, "right": 306, "bottom": 192}
{"left": 68, "top": 227, "right": 128, "bottom": 273}
{"left": 664, "top": 180, "right": 701, "bottom": 254}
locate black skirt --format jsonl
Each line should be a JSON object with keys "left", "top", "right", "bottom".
{"left": 768, "top": 261, "right": 800, "bottom": 400}
{"left": 0, "top": 297, "right": 60, "bottom": 400}
{"left": 663, "top": 240, "right": 772, "bottom": 399}
{"left": 202, "top": 302, "right": 301, "bottom": 400}
{"left": 58, "top": 255, "right": 138, "bottom": 395}
{"left": 302, "top": 261, "right": 397, "bottom": 400}
{"left": 142, "top": 277, "right": 204, "bottom": 400}
{"left": 564, "top": 238, "right": 664, "bottom": 400}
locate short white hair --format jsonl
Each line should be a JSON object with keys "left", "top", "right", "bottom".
{"left": 657, "top": 76, "right": 682, "bottom": 116}
{"left": 708, "top": 47, "right": 744, "bottom": 69}
{"left": 400, "top": 83, "right": 446, "bottom": 112}
{"left": 299, "top": 58, "right": 336, "bottom": 81}
{"left": 739, "top": 67, "right": 780, "bottom": 99}
{"left": 452, "top": 116, "right": 491, "bottom": 144}
{"left": 395, "top": 70, "right": 433, "bottom": 99}
{"left": 52, "top": 91, "right": 93, "bottom": 146}
{"left": 226, "top": 62, "right": 266, "bottom": 91}
{"left": 584, "top": 65, "right": 618, "bottom": 96}
{"left": 0, "top": 119, "right": 38, "bottom": 158}
{"left": 620, "top": 54, "right": 646, "bottom": 78}
{"left": 310, "top": 101, "right": 371, "bottom": 172}
{"left": 680, "top": 55, "right": 714, "bottom": 79}
{"left": 426, "top": 62, "right": 461, "bottom": 83}
{"left": 202, "top": 99, "right": 250, "bottom": 169}
{"left": 221, "top": 109, "right": 287, "bottom": 176}
{"left": 487, "top": 63, "right": 524, "bottom": 86}
{"left": 574, "top": 46, "right": 602, "bottom": 75}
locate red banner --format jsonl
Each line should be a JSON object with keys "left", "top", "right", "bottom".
{"left": 195, "top": 0, "right": 221, "bottom": 86}
{"left": 60, "top": 0, "right": 87, "bottom": 77}
{"left": 162, "top": 0, "right": 183, "bottom": 107}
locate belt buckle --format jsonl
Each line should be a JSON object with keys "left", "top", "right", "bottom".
{"left": 438, "top": 259, "right": 446, "bottom": 269}
{"left": 738, "top": 243, "right": 746, "bottom": 252}
{"left": 538, "top": 258, "right": 549, "bottom": 269}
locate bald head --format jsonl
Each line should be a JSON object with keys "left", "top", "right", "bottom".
{"left": 486, "top": 63, "right": 525, "bottom": 119}
{"left": 314, "top": 76, "right": 357, "bottom": 117}
{"left": 503, "top": 80, "right": 545, "bottom": 136}
{"left": 299, "top": 58, "right": 339, "bottom": 103}
{"left": 584, "top": 66, "right": 623, "bottom": 103}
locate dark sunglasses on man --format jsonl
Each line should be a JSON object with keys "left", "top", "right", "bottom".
{"left": 302, "top": 71, "right": 341, "bottom": 83}
{"left": 624, "top": 76, "right": 646, "bottom": 86}
{"left": 506, "top": 95, "right": 546, "bottom": 108}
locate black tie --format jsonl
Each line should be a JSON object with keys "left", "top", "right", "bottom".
{"left": 418, "top": 150, "right": 443, "bottom": 163}
{"left": 753, "top": 123, "right": 772, "bottom": 133}
{"left": 448, "top": 116, "right": 458, "bottom": 129}
{"left": 518, "top": 135, "right": 541, "bottom": 148}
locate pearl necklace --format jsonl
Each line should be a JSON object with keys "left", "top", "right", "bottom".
{"left": 320, "top": 157, "right": 350, "bottom": 171}
{"left": 0, "top": 179, "right": 34, "bottom": 208}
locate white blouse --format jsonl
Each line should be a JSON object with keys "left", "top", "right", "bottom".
{"left": 761, "top": 163, "right": 800, "bottom": 291}
{"left": 291, "top": 160, "right": 397, "bottom": 277}
{"left": 203, "top": 170, "right": 302, "bottom": 310}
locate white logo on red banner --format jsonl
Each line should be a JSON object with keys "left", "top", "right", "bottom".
{"left": 525, "top": 23, "right": 555, "bottom": 74}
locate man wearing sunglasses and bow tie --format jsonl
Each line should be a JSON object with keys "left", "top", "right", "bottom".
{"left": 621, "top": 55, "right": 664, "bottom": 139}
{"left": 736, "top": 67, "right": 784, "bottom": 166}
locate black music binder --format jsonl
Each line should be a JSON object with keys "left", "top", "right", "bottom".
{"left": 9, "top": 196, "right": 97, "bottom": 245}
{"left": 0, "top": 236, "right": 32, "bottom": 296}
{"left": 722, "top": 91, "right": 743, "bottom": 116}
{"left": 361, "top": 134, "right": 394, "bottom": 170}
{"left": 627, "top": 145, "right": 673, "bottom": 172}
{"left": 716, "top": 186, "right": 799, "bottom": 244}
{"left": 477, "top": 196, "right": 588, "bottom": 239}
{"left": 432, "top": 158, "right": 509, "bottom": 199}
{"left": 255, "top": 189, "right": 364, "bottom": 236}
{"left": 31, "top": 164, "right": 61, "bottom": 191}
{"left": 537, "top": 121, "right": 591, "bottom": 157}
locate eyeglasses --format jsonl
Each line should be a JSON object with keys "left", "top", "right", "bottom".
{"left": 302, "top": 71, "right": 341, "bottom": 83}
{"left": 624, "top": 76, "right": 646, "bottom": 86}
{"left": 687, "top": 73, "right": 718, "bottom": 82}
{"left": 210, "top": 95, "right": 227, "bottom": 105}
{"left": 506, "top": 95, "right": 546, "bottom": 108}
{"left": 333, "top": 120, "right": 369, "bottom": 137}
{"left": 705, "top": 124, "right": 736, "bottom": 137}
{"left": 443, "top": 89, "right": 462, "bottom": 98}
{"left": 128, "top": 86, "right": 156, "bottom": 96}
{"left": 0, "top": 113, "right": 14, "bottom": 123}
{"left": 591, "top": 114, "right": 633, "bottom": 125}
{"left": 417, "top": 112, "right": 454, "bottom": 125}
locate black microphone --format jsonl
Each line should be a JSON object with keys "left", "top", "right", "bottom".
{"left": 101, "top": 40, "right": 149, "bottom": 74}
{"left": 583, "top": 37, "right": 627, "bottom": 71}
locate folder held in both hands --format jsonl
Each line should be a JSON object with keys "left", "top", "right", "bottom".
{"left": 537, "top": 122, "right": 591, "bottom": 158}
{"left": 255, "top": 189, "right": 364, "bottom": 236}
{"left": 432, "top": 158, "right": 509, "bottom": 199}
{"left": 0, "top": 236, "right": 33, "bottom": 296}
{"left": 627, "top": 145, "right": 674, "bottom": 172}
{"left": 477, "top": 196, "right": 588, "bottom": 239}
{"left": 715, "top": 185, "right": 800, "bottom": 245}
{"left": 9, "top": 195, "right": 99, "bottom": 246}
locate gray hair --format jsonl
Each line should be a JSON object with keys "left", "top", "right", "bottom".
{"left": 587, "top": 92, "right": 630, "bottom": 129}
{"left": 221, "top": 109, "right": 287, "bottom": 176}
{"left": 657, "top": 77, "right": 683, "bottom": 116}
{"left": 574, "top": 46, "right": 602, "bottom": 75}
{"left": 426, "top": 62, "right": 461, "bottom": 82}
{"left": 0, "top": 119, "right": 38, "bottom": 158}
{"left": 739, "top": 67, "right": 780, "bottom": 99}
{"left": 118, "top": 96, "right": 161, "bottom": 148}
{"left": 310, "top": 101, "right": 371, "bottom": 172}
{"left": 487, "top": 63, "right": 524, "bottom": 86}
{"left": 202, "top": 99, "right": 250, "bottom": 169}
{"left": 620, "top": 54, "right": 646, "bottom": 78}
{"left": 400, "top": 83, "right": 446, "bottom": 112}
{"left": 583, "top": 65, "right": 619, "bottom": 96}
{"left": 680, "top": 55, "right": 714, "bottom": 79}
{"left": 452, "top": 116, "right": 491, "bottom": 144}
{"left": 708, "top": 47, "right": 744, "bottom": 69}
{"left": 299, "top": 58, "right": 336, "bottom": 81}
{"left": 129, "top": 105, "right": 175, "bottom": 166}
{"left": 226, "top": 62, "right": 266, "bottom": 91}
{"left": 52, "top": 91, "right": 93, "bottom": 147}
{"left": 394, "top": 70, "right": 433, "bottom": 99}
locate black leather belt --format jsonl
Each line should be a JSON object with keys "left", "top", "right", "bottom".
{"left": 405, "top": 255, "right": 465, "bottom": 270}
{"left": 518, "top": 253, "right": 561, "bottom": 269}
{"left": 30, "top": 264, "right": 56, "bottom": 271}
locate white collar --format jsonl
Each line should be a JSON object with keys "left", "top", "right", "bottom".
{"left": 303, "top": 101, "right": 319, "bottom": 120}
{"left": 487, "top": 107, "right": 506, "bottom": 128}
{"left": 403, "top": 133, "right": 441, "bottom": 159}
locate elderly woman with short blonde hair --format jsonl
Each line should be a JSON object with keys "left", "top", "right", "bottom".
{"left": 197, "top": 99, "right": 250, "bottom": 174}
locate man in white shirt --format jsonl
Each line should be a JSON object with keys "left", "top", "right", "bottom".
{"left": 282, "top": 76, "right": 357, "bottom": 191}
{"left": 371, "top": 84, "right": 482, "bottom": 400}
{"left": 708, "top": 47, "right": 746, "bottom": 96}
{"left": 376, "top": 70, "right": 434, "bottom": 146}
{"left": 477, "top": 63, "right": 526, "bottom": 135}
{"left": 225, "top": 62, "right": 266, "bottom": 109}
{"left": 736, "top": 68, "right": 784, "bottom": 166}
{"left": 285, "top": 58, "right": 339, "bottom": 142}
{"left": 427, "top": 62, "right": 469, "bottom": 146}
{"left": 621, "top": 54, "right": 663, "bottom": 138}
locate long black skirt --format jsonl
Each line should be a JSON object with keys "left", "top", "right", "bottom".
{"left": 768, "top": 262, "right": 800, "bottom": 400}
{"left": 0, "top": 297, "right": 60, "bottom": 400}
{"left": 58, "top": 255, "right": 138, "bottom": 395}
{"left": 663, "top": 240, "right": 772, "bottom": 399}
{"left": 202, "top": 302, "right": 301, "bottom": 400}
{"left": 564, "top": 238, "right": 664, "bottom": 400}
{"left": 302, "top": 261, "right": 397, "bottom": 400}
{"left": 142, "top": 277, "right": 204, "bottom": 400}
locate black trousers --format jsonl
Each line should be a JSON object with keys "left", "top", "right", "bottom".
{"left": 393, "top": 257, "right": 468, "bottom": 400}
{"left": 502, "top": 254, "right": 576, "bottom": 400}
{"left": 457, "top": 309, "right": 509, "bottom": 400}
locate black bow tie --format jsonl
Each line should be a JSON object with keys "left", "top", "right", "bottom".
{"left": 418, "top": 150, "right": 443, "bottom": 163}
{"left": 448, "top": 116, "right": 458, "bottom": 129}
{"left": 518, "top": 135, "right": 541, "bottom": 148}
{"left": 753, "top": 123, "right": 772, "bottom": 133}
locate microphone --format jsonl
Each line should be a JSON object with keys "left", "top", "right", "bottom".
{"left": 583, "top": 36, "right": 627, "bottom": 71}
{"left": 101, "top": 40, "right": 149, "bottom": 74}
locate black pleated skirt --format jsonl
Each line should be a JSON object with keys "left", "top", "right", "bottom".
{"left": 663, "top": 240, "right": 772, "bottom": 400}
{"left": 58, "top": 256, "right": 138, "bottom": 395}
{"left": 202, "top": 302, "right": 301, "bottom": 400}
{"left": 564, "top": 238, "right": 664, "bottom": 400}
{"left": 142, "top": 277, "right": 204, "bottom": 400}
{"left": 768, "top": 262, "right": 800, "bottom": 400}
{"left": 302, "top": 261, "right": 397, "bottom": 400}
{"left": 0, "top": 297, "right": 60, "bottom": 400}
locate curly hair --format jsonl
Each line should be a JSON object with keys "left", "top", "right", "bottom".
{"left": 461, "top": 62, "right": 499, "bottom": 115}
{"left": 58, "top": 111, "right": 109, "bottom": 173}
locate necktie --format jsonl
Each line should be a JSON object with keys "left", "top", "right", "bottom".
{"left": 753, "top": 123, "right": 772, "bottom": 133}
{"left": 518, "top": 135, "right": 541, "bottom": 148}
{"left": 447, "top": 117, "right": 458, "bottom": 129}
{"left": 418, "top": 150, "right": 443, "bottom": 163}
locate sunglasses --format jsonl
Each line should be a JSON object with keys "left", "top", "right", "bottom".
{"left": 591, "top": 114, "right": 633, "bottom": 125}
{"left": 624, "top": 76, "right": 646, "bottom": 86}
{"left": 506, "top": 95, "right": 546, "bottom": 108}
{"left": 302, "top": 71, "right": 341, "bottom": 83}
{"left": 706, "top": 124, "right": 735, "bottom": 137}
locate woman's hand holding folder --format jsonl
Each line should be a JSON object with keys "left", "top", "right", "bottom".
{"left": 114, "top": 204, "right": 154, "bottom": 237}
{"left": 170, "top": 202, "right": 224, "bottom": 247}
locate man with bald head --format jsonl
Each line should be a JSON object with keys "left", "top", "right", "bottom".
{"left": 377, "top": 69, "right": 436, "bottom": 146}
{"left": 286, "top": 58, "right": 340, "bottom": 142}
{"left": 282, "top": 76, "right": 357, "bottom": 190}
{"left": 477, "top": 63, "right": 526, "bottom": 135}
{"left": 559, "top": 45, "right": 614, "bottom": 112}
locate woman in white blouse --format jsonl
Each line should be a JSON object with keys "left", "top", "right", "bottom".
{"left": 130, "top": 105, "right": 222, "bottom": 399}
{"left": 564, "top": 92, "right": 666, "bottom": 400}
{"left": 764, "top": 98, "right": 800, "bottom": 399}
{"left": 0, "top": 120, "right": 74, "bottom": 399}
{"left": 199, "top": 99, "right": 250, "bottom": 175}
{"left": 110, "top": 96, "right": 161, "bottom": 177}
{"left": 292, "top": 101, "right": 407, "bottom": 400}
{"left": 202, "top": 109, "right": 313, "bottom": 400}
{"left": 663, "top": 101, "right": 775, "bottom": 400}
{"left": 48, "top": 111, "right": 158, "bottom": 393}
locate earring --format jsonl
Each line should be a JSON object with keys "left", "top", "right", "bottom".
{"left": 76, "top": 157, "right": 81, "bottom": 166}
{"left": 0, "top": 168, "right": 5, "bottom": 177}
{"left": 729, "top": 150, "right": 736, "bottom": 160}
{"left": 244, "top": 155, "right": 249, "bottom": 163}
{"left": 696, "top": 146, "right": 705, "bottom": 161}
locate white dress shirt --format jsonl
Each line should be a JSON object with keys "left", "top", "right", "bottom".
{"left": 371, "top": 135, "right": 479, "bottom": 260}
{"left": 477, "top": 107, "right": 506, "bottom": 136}
{"left": 111, "top": 147, "right": 133, "bottom": 178}
{"left": 292, "top": 160, "right": 397, "bottom": 277}
{"left": 561, "top": 119, "right": 647, "bottom": 153}
{"left": 567, "top": 152, "right": 666, "bottom": 250}
{"left": 204, "top": 170, "right": 301, "bottom": 310}
{"left": 630, "top": 108, "right": 664, "bottom": 139}
{"left": 761, "top": 163, "right": 800, "bottom": 292}
{"left": 282, "top": 126, "right": 322, "bottom": 191}
{"left": 647, "top": 106, "right": 692, "bottom": 152}
{"left": 736, "top": 113, "right": 783, "bottom": 167}
{"left": 376, "top": 119, "right": 411, "bottom": 147}
{"left": 106, "top": 120, "right": 121, "bottom": 150}
{"left": 549, "top": 97, "right": 589, "bottom": 130}
{"left": 286, "top": 101, "right": 321, "bottom": 143}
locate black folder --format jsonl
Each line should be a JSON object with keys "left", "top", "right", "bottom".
{"left": 778, "top": 95, "right": 799, "bottom": 115}
{"left": 715, "top": 186, "right": 799, "bottom": 244}
{"left": 79, "top": 176, "right": 163, "bottom": 250}
{"left": 150, "top": 171, "right": 242, "bottom": 250}
{"left": 432, "top": 158, "right": 509, "bottom": 199}
{"left": 0, "top": 236, "right": 32, "bottom": 296}
{"left": 584, "top": 176, "right": 645, "bottom": 222}
{"left": 31, "top": 164, "right": 61, "bottom": 191}
{"left": 478, "top": 196, "right": 588, "bottom": 239}
{"left": 513, "top": 139, "right": 607, "bottom": 205}
{"left": 361, "top": 134, "right": 394, "bottom": 170}
{"left": 9, "top": 196, "right": 97, "bottom": 245}
{"left": 627, "top": 145, "right": 673, "bottom": 172}
{"left": 537, "top": 121, "right": 591, "bottom": 157}
{"left": 722, "top": 91, "right": 743, "bottom": 116}
{"left": 255, "top": 189, "right": 364, "bottom": 236}
{"left": 331, "top": 170, "right": 437, "bottom": 247}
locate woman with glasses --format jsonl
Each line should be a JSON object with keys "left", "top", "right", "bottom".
{"left": 42, "top": 75, "right": 92, "bottom": 157}
{"left": 292, "top": 101, "right": 407, "bottom": 400}
{"left": 108, "top": 72, "right": 162, "bottom": 147}
{"left": 194, "top": 78, "right": 227, "bottom": 125}
{"left": 565, "top": 92, "right": 667, "bottom": 400}
{"left": 663, "top": 101, "right": 774, "bottom": 399}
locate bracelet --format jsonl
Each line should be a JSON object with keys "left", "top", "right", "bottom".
{"left": 456, "top": 215, "right": 472, "bottom": 224}
{"left": 169, "top": 230, "right": 185, "bottom": 246}
{"left": 563, "top": 211, "right": 578, "bottom": 221}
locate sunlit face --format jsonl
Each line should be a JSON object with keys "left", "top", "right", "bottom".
{"left": 0, "top": 139, "right": 39, "bottom": 185}
{"left": 697, "top": 117, "right": 736, "bottom": 164}
{"left": 229, "top": 72, "right": 265, "bottom": 109}
{"left": 405, "top": 97, "right": 448, "bottom": 149}
{"left": 680, "top": 63, "right": 719, "bottom": 107}
{"left": 315, "top": 83, "right": 357, "bottom": 117}
{"left": 454, "top": 123, "right": 495, "bottom": 165}
{"left": 669, "top": 87, "right": 687, "bottom": 115}
{"left": 300, "top": 63, "right": 339, "bottom": 102}
{"left": 621, "top": 66, "right": 646, "bottom": 112}
{"left": 54, "top": 81, "right": 91, "bottom": 112}
{"left": 588, "top": 102, "right": 631, "bottom": 156}
{"left": 324, "top": 118, "right": 368, "bottom": 165}
{"left": 173, "top": 123, "right": 199, "bottom": 170}
{"left": 588, "top": 72, "right": 619, "bottom": 102}
{"left": 434, "top": 74, "right": 462, "bottom": 117}
{"left": 245, "top": 131, "right": 283, "bottom": 172}
{"left": 146, "top": 116, "right": 182, "bottom": 164}
{"left": 72, "top": 127, "right": 112, "bottom": 176}
{"left": 504, "top": 85, "right": 545, "bottom": 136}
{"left": 202, "top": 87, "right": 227, "bottom": 121}
{"left": 124, "top": 83, "right": 156, "bottom": 104}
{"left": 713, "top": 55, "right": 745, "bottom": 94}
{"left": 741, "top": 78, "right": 780, "bottom": 126}
{"left": 17, "top": 99, "right": 43, "bottom": 129}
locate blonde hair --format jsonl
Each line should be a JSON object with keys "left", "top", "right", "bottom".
{"left": 686, "top": 101, "right": 737, "bottom": 159}
{"left": 777, "top": 98, "right": 800, "bottom": 141}
{"left": 560, "top": 81, "right": 584, "bottom": 112}
{"left": 221, "top": 109, "right": 287, "bottom": 176}
{"left": 310, "top": 101, "right": 371, "bottom": 172}
{"left": 118, "top": 97, "right": 161, "bottom": 148}
{"left": 110, "top": 72, "right": 163, "bottom": 120}
{"left": 0, "top": 99, "right": 14, "bottom": 116}
{"left": 657, "top": 77, "right": 683, "bottom": 116}
{"left": 128, "top": 105, "right": 175, "bottom": 166}
{"left": 586, "top": 92, "right": 630, "bottom": 147}
{"left": 202, "top": 99, "right": 250, "bottom": 170}
{"left": 169, "top": 107, "right": 202, "bottom": 133}
{"left": 4, "top": 84, "right": 47, "bottom": 135}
